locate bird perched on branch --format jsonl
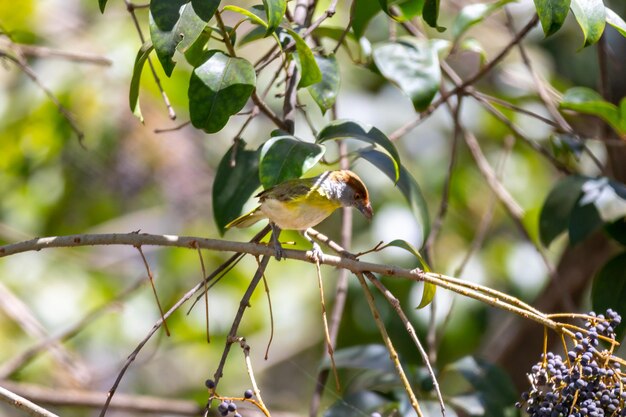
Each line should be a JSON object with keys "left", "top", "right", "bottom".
{"left": 226, "top": 170, "right": 373, "bottom": 260}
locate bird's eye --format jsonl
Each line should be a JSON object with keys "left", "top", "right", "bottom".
{"left": 355, "top": 194, "right": 362, "bottom": 200}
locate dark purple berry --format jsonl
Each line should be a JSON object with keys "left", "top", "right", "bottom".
{"left": 244, "top": 389, "right": 253, "bottom": 399}
{"left": 205, "top": 379, "right": 216, "bottom": 389}
{"left": 228, "top": 403, "right": 237, "bottom": 412}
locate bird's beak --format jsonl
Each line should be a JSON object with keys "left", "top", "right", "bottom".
{"left": 357, "top": 202, "right": 373, "bottom": 220}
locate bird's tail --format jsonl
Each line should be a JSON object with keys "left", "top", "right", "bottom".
{"left": 225, "top": 207, "right": 266, "bottom": 229}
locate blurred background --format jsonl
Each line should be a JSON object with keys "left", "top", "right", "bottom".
{"left": 1, "top": 0, "right": 626, "bottom": 416}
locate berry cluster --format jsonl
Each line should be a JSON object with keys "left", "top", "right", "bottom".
{"left": 517, "top": 310, "right": 624, "bottom": 417}
{"left": 204, "top": 379, "right": 255, "bottom": 417}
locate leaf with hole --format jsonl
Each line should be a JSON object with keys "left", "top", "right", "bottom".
{"left": 359, "top": 149, "right": 430, "bottom": 248}
{"left": 188, "top": 51, "right": 256, "bottom": 133}
{"left": 258, "top": 136, "right": 325, "bottom": 188}
{"left": 213, "top": 141, "right": 261, "bottom": 235}
{"left": 533, "top": 0, "right": 571, "bottom": 36}
{"left": 308, "top": 55, "right": 340, "bottom": 114}
{"left": 317, "top": 120, "right": 401, "bottom": 182}
{"left": 571, "top": 0, "right": 606, "bottom": 47}
{"left": 150, "top": 0, "right": 206, "bottom": 77}
{"left": 373, "top": 39, "right": 441, "bottom": 112}
{"left": 129, "top": 41, "right": 154, "bottom": 123}
{"left": 592, "top": 252, "right": 626, "bottom": 341}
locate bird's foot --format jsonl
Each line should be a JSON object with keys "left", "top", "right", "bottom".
{"left": 270, "top": 223, "right": 283, "bottom": 261}
{"left": 309, "top": 241, "right": 324, "bottom": 263}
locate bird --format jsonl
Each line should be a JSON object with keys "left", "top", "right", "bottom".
{"left": 225, "top": 170, "right": 373, "bottom": 260}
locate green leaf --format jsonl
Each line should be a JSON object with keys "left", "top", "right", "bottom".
{"left": 592, "top": 251, "right": 626, "bottom": 341}
{"left": 239, "top": 25, "right": 267, "bottom": 46}
{"left": 459, "top": 38, "right": 487, "bottom": 64}
{"left": 284, "top": 28, "right": 322, "bottom": 88}
{"left": 373, "top": 39, "right": 441, "bottom": 112}
{"left": 223, "top": 5, "right": 268, "bottom": 28}
{"left": 316, "top": 120, "right": 401, "bottom": 182}
{"left": 213, "top": 141, "right": 261, "bottom": 235}
{"left": 533, "top": 0, "right": 571, "bottom": 36}
{"left": 129, "top": 41, "right": 154, "bottom": 124}
{"left": 571, "top": 0, "right": 606, "bottom": 47}
{"left": 183, "top": 27, "right": 212, "bottom": 67}
{"left": 606, "top": 7, "right": 626, "bottom": 37}
{"left": 539, "top": 175, "right": 587, "bottom": 246}
{"left": 423, "top": 0, "right": 444, "bottom": 31}
{"left": 263, "top": 0, "right": 286, "bottom": 34}
{"left": 352, "top": 0, "right": 382, "bottom": 38}
{"left": 560, "top": 87, "right": 625, "bottom": 136}
{"left": 568, "top": 195, "right": 603, "bottom": 244}
{"left": 149, "top": 0, "right": 206, "bottom": 77}
{"left": 380, "top": 239, "right": 434, "bottom": 309}
{"left": 453, "top": 0, "right": 516, "bottom": 38}
{"left": 258, "top": 137, "right": 325, "bottom": 188}
{"left": 359, "top": 149, "right": 430, "bottom": 248}
{"left": 191, "top": 0, "right": 220, "bottom": 22}
{"left": 322, "top": 344, "right": 395, "bottom": 372}
{"left": 307, "top": 55, "right": 340, "bottom": 114}
{"left": 188, "top": 51, "right": 256, "bottom": 133}
{"left": 444, "top": 357, "right": 518, "bottom": 417}
{"left": 377, "top": 0, "right": 425, "bottom": 21}
{"left": 99, "top": 0, "right": 108, "bottom": 13}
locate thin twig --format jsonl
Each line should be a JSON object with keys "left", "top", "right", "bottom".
{"left": 261, "top": 263, "right": 275, "bottom": 360}
{"left": 123, "top": 0, "right": 176, "bottom": 120}
{"left": 153, "top": 121, "right": 191, "bottom": 134}
{"left": 366, "top": 272, "right": 446, "bottom": 416}
{"left": 135, "top": 245, "right": 171, "bottom": 336}
{"left": 355, "top": 272, "right": 424, "bottom": 417}
{"left": 314, "top": 260, "right": 341, "bottom": 391}
{"left": 236, "top": 338, "right": 271, "bottom": 416}
{"left": 0, "top": 385, "right": 60, "bottom": 417}
{"left": 0, "top": 39, "right": 112, "bottom": 65}
{"left": 211, "top": 256, "right": 271, "bottom": 389}
{"left": 195, "top": 245, "right": 210, "bottom": 343}
{"left": 0, "top": 279, "right": 144, "bottom": 379}
{"left": 389, "top": 15, "right": 539, "bottom": 141}
{"left": 0, "top": 52, "right": 85, "bottom": 145}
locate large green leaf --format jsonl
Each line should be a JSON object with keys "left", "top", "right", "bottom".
{"left": 568, "top": 196, "right": 603, "bottom": 244}
{"left": 213, "top": 141, "right": 261, "bottom": 235}
{"left": 308, "top": 55, "right": 340, "bottom": 114}
{"left": 373, "top": 39, "right": 441, "bottom": 112}
{"left": 606, "top": 7, "right": 626, "bottom": 37}
{"left": 149, "top": 0, "right": 206, "bottom": 77}
{"left": 191, "top": 0, "right": 220, "bottom": 22}
{"left": 380, "top": 239, "right": 434, "bottom": 309}
{"left": 377, "top": 0, "right": 424, "bottom": 21}
{"left": 533, "top": 0, "right": 571, "bottom": 36}
{"left": 258, "top": 137, "right": 325, "bottom": 188}
{"left": 284, "top": 28, "right": 322, "bottom": 88}
{"left": 263, "top": 0, "right": 286, "bottom": 34}
{"left": 317, "top": 120, "right": 401, "bottom": 182}
{"left": 592, "top": 252, "right": 626, "bottom": 341}
{"left": 453, "top": 0, "right": 516, "bottom": 38}
{"left": 129, "top": 41, "right": 154, "bottom": 123}
{"left": 359, "top": 149, "right": 430, "bottom": 248}
{"left": 188, "top": 51, "right": 256, "bottom": 133}
{"left": 571, "top": 0, "right": 606, "bottom": 47}
{"left": 539, "top": 175, "right": 587, "bottom": 247}
{"left": 352, "top": 0, "right": 382, "bottom": 39}
{"left": 183, "top": 27, "right": 213, "bottom": 67}
{"left": 560, "top": 87, "right": 625, "bottom": 136}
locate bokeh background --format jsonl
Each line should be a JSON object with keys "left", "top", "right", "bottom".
{"left": 1, "top": 0, "right": 626, "bottom": 416}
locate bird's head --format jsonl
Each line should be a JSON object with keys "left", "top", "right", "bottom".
{"left": 326, "top": 170, "right": 373, "bottom": 220}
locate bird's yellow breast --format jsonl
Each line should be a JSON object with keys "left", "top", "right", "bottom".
{"left": 259, "top": 197, "right": 340, "bottom": 230}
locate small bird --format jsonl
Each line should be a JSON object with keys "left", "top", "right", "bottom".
{"left": 226, "top": 170, "right": 373, "bottom": 260}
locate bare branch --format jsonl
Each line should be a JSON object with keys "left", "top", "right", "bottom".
{"left": 0, "top": 384, "right": 60, "bottom": 417}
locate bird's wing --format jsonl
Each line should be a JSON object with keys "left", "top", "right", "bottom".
{"left": 256, "top": 177, "right": 318, "bottom": 202}
{"left": 225, "top": 206, "right": 265, "bottom": 228}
